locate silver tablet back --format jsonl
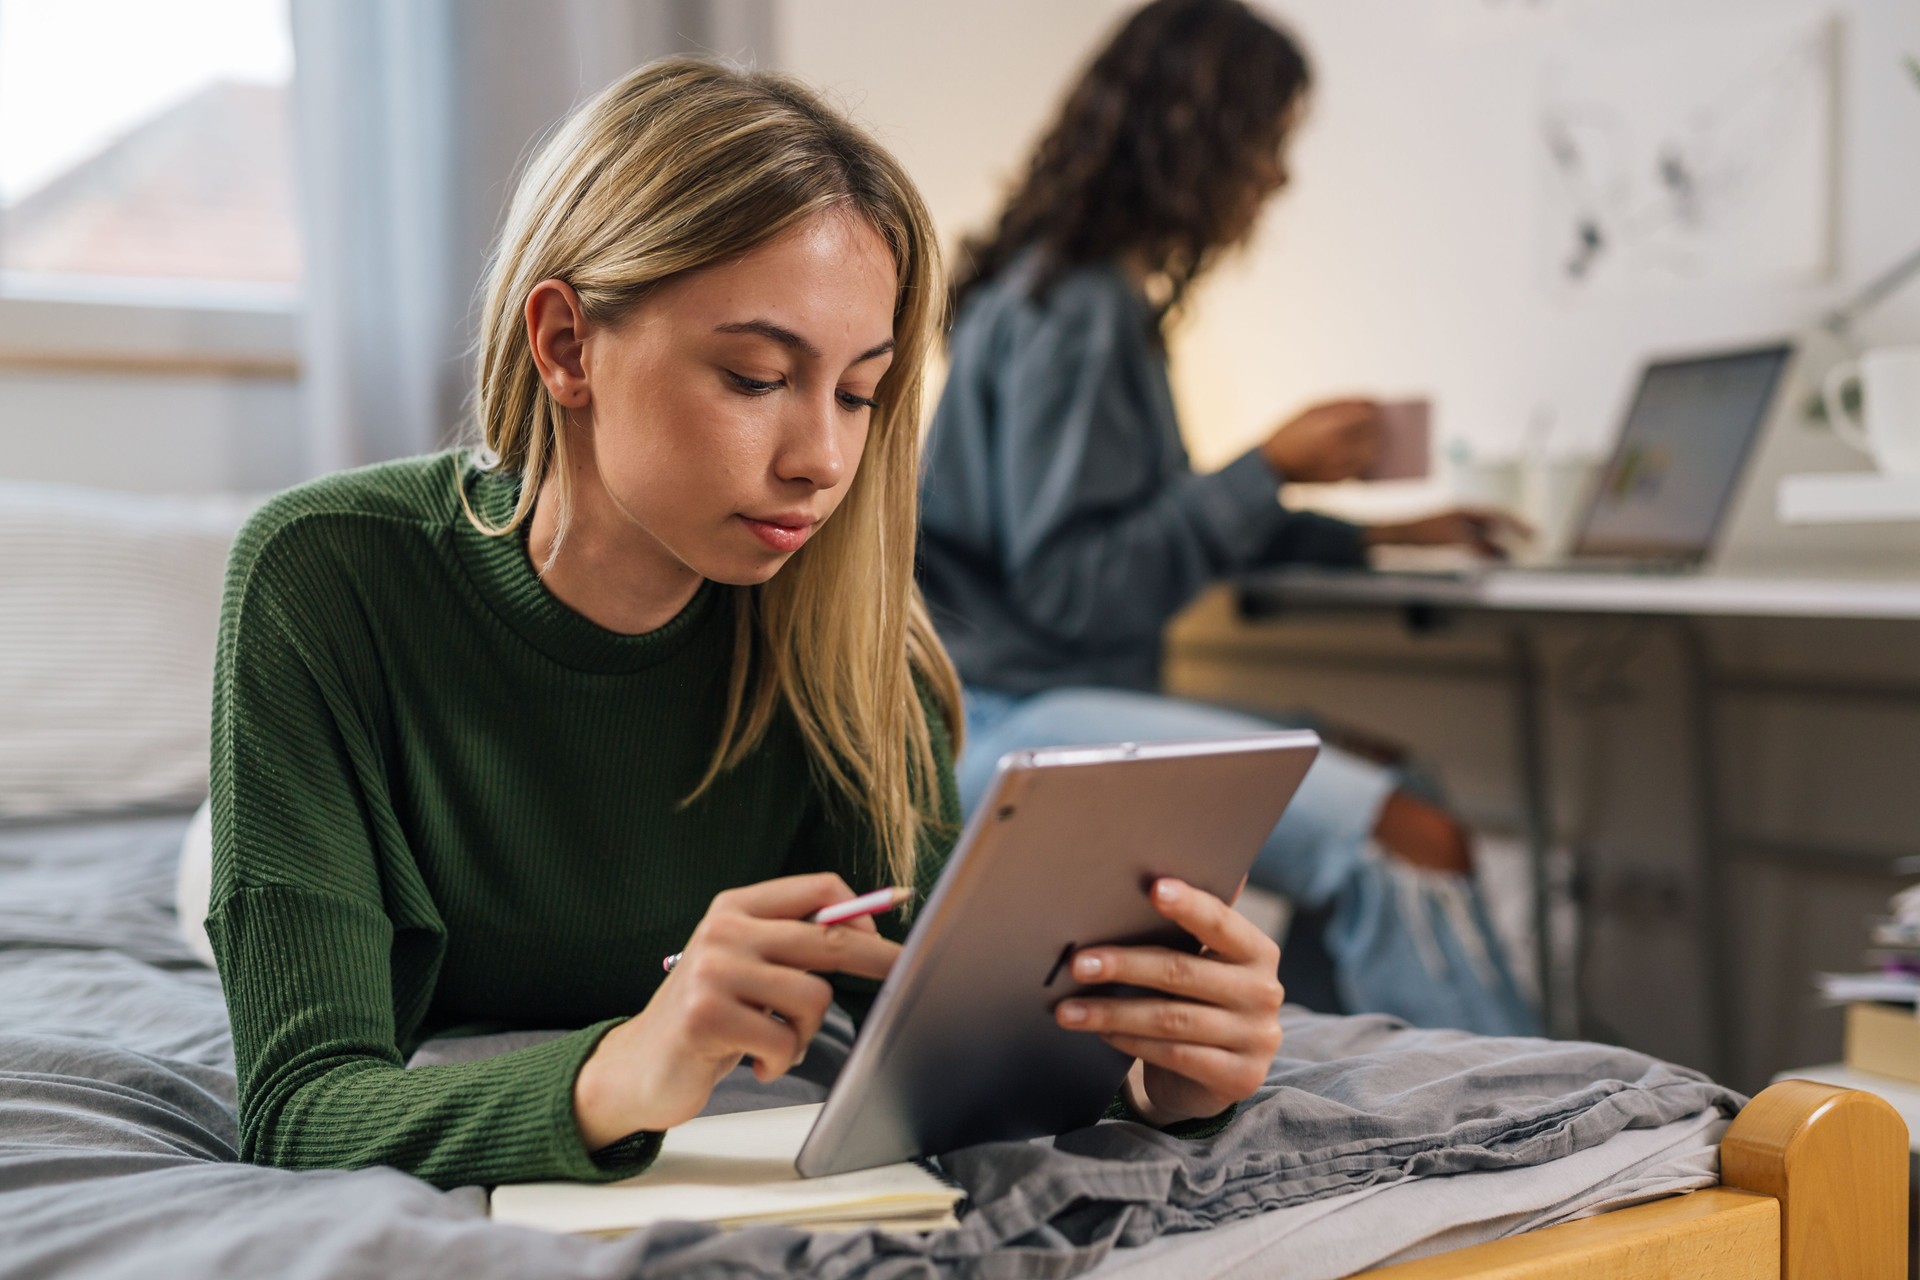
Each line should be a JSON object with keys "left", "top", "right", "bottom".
{"left": 795, "top": 731, "right": 1319, "bottom": 1177}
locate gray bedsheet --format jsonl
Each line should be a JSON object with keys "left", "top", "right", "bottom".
{"left": 0, "top": 814, "right": 1742, "bottom": 1280}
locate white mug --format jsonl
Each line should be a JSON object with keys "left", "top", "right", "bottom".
{"left": 1520, "top": 454, "right": 1599, "bottom": 558}
{"left": 1822, "top": 346, "right": 1920, "bottom": 475}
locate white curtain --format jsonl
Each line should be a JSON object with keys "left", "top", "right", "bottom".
{"left": 290, "top": 0, "right": 773, "bottom": 472}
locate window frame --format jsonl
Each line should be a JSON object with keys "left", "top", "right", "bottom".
{"left": 0, "top": 285, "right": 298, "bottom": 381}
{"left": 0, "top": 0, "right": 301, "bottom": 381}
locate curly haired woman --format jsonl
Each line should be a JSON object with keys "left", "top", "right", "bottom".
{"left": 918, "top": 0, "right": 1537, "bottom": 1035}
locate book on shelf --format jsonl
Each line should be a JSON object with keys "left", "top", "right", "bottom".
{"left": 490, "top": 1103, "right": 964, "bottom": 1237}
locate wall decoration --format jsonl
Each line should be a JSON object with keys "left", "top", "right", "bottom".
{"left": 1538, "top": 11, "right": 1837, "bottom": 296}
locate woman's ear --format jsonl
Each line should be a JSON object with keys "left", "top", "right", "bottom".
{"left": 525, "top": 279, "right": 592, "bottom": 408}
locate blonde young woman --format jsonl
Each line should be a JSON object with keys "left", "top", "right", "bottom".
{"left": 207, "top": 59, "right": 1285, "bottom": 1190}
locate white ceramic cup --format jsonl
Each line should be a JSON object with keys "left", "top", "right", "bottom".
{"left": 1453, "top": 458, "right": 1522, "bottom": 510}
{"left": 1822, "top": 346, "right": 1920, "bottom": 475}
{"left": 1520, "top": 455, "right": 1600, "bottom": 558}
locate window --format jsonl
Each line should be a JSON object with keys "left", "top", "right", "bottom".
{"left": 0, "top": 0, "right": 298, "bottom": 311}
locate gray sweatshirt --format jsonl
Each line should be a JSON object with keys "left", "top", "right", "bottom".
{"left": 917, "top": 255, "right": 1367, "bottom": 694}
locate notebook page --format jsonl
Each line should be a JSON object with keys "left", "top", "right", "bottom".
{"left": 490, "top": 1104, "right": 960, "bottom": 1235}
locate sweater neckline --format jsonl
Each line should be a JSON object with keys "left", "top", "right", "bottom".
{"left": 452, "top": 461, "right": 720, "bottom": 674}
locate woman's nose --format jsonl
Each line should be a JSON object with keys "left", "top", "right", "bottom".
{"left": 1259, "top": 153, "right": 1288, "bottom": 194}
{"left": 773, "top": 394, "right": 847, "bottom": 489}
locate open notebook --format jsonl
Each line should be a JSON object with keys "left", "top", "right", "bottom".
{"left": 489, "top": 1104, "right": 965, "bottom": 1236}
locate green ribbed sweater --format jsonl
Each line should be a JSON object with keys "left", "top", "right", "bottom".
{"left": 207, "top": 452, "right": 957, "bottom": 1190}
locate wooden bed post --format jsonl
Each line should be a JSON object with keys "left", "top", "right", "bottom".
{"left": 1721, "top": 1078, "right": 1911, "bottom": 1279}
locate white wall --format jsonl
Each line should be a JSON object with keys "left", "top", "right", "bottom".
{"left": 1172, "top": 0, "right": 1920, "bottom": 499}
{"left": 776, "top": 0, "right": 1920, "bottom": 479}
{"left": 775, "top": 0, "right": 1130, "bottom": 281}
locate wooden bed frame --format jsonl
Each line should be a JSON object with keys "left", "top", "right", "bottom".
{"left": 1353, "top": 1079, "right": 1910, "bottom": 1279}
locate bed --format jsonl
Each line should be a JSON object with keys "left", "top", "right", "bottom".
{"left": 0, "top": 480, "right": 1908, "bottom": 1279}
{"left": 1359, "top": 1080, "right": 1908, "bottom": 1278}
{"left": 1, "top": 808, "right": 1905, "bottom": 1280}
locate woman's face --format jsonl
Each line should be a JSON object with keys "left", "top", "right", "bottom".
{"left": 531, "top": 209, "right": 898, "bottom": 589}
{"left": 1222, "top": 99, "right": 1304, "bottom": 246}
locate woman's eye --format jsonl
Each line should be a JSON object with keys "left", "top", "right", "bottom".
{"left": 837, "top": 390, "right": 879, "bottom": 412}
{"left": 725, "top": 371, "right": 782, "bottom": 395}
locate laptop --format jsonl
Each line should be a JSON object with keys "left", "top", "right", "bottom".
{"left": 1515, "top": 342, "right": 1793, "bottom": 573}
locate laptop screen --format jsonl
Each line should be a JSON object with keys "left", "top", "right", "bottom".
{"left": 1572, "top": 344, "right": 1791, "bottom": 562}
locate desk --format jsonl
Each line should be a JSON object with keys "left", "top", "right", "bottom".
{"left": 1236, "top": 566, "right": 1920, "bottom": 1071}
{"left": 1242, "top": 566, "right": 1920, "bottom": 623}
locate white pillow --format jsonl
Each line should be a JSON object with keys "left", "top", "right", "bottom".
{"left": 176, "top": 797, "right": 217, "bottom": 967}
{"left": 0, "top": 481, "right": 254, "bottom": 820}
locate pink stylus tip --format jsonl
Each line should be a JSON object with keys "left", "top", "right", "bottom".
{"left": 809, "top": 885, "right": 909, "bottom": 926}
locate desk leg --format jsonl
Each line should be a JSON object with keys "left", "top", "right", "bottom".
{"left": 1679, "top": 621, "right": 1736, "bottom": 1083}
{"left": 1509, "top": 627, "right": 1572, "bottom": 1037}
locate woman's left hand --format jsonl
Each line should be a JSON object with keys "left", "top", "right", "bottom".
{"left": 1053, "top": 878, "right": 1284, "bottom": 1127}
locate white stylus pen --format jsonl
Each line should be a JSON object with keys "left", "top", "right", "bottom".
{"left": 662, "top": 885, "right": 909, "bottom": 974}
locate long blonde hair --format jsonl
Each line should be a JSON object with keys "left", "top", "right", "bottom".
{"left": 466, "top": 57, "right": 962, "bottom": 887}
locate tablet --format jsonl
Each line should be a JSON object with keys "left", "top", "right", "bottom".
{"left": 794, "top": 730, "right": 1319, "bottom": 1177}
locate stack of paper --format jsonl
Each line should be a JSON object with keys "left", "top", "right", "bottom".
{"left": 490, "top": 1104, "right": 963, "bottom": 1237}
{"left": 1817, "top": 971, "right": 1920, "bottom": 1006}
{"left": 1816, "top": 881, "right": 1920, "bottom": 1009}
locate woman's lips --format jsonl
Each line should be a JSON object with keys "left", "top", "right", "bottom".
{"left": 739, "top": 515, "right": 816, "bottom": 553}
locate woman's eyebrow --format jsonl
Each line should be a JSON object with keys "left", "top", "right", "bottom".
{"left": 714, "top": 320, "right": 894, "bottom": 365}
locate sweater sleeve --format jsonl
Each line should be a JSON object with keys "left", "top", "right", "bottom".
{"left": 208, "top": 521, "right": 659, "bottom": 1188}
{"left": 988, "top": 289, "right": 1366, "bottom": 649}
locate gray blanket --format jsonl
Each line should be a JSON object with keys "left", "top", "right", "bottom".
{"left": 0, "top": 814, "right": 1742, "bottom": 1280}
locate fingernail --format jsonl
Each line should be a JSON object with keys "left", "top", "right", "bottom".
{"left": 1074, "top": 952, "right": 1104, "bottom": 979}
{"left": 1058, "top": 1001, "right": 1088, "bottom": 1025}
{"left": 1155, "top": 879, "right": 1182, "bottom": 903}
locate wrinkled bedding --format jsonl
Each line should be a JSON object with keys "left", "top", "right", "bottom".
{"left": 0, "top": 813, "right": 1742, "bottom": 1279}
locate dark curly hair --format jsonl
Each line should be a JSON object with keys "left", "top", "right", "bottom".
{"left": 950, "top": 0, "right": 1311, "bottom": 339}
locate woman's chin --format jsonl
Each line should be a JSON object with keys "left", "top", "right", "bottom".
{"left": 697, "top": 550, "right": 793, "bottom": 588}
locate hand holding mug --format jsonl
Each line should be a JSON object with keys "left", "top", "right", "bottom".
{"left": 1261, "top": 399, "right": 1382, "bottom": 483}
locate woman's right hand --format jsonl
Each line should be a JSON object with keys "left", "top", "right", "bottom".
{"left": 1259, "top": 399, "right": 1381, "bottom": 483}
{"left": 572, "top": 874, "right": 901, "bottom": 1150}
